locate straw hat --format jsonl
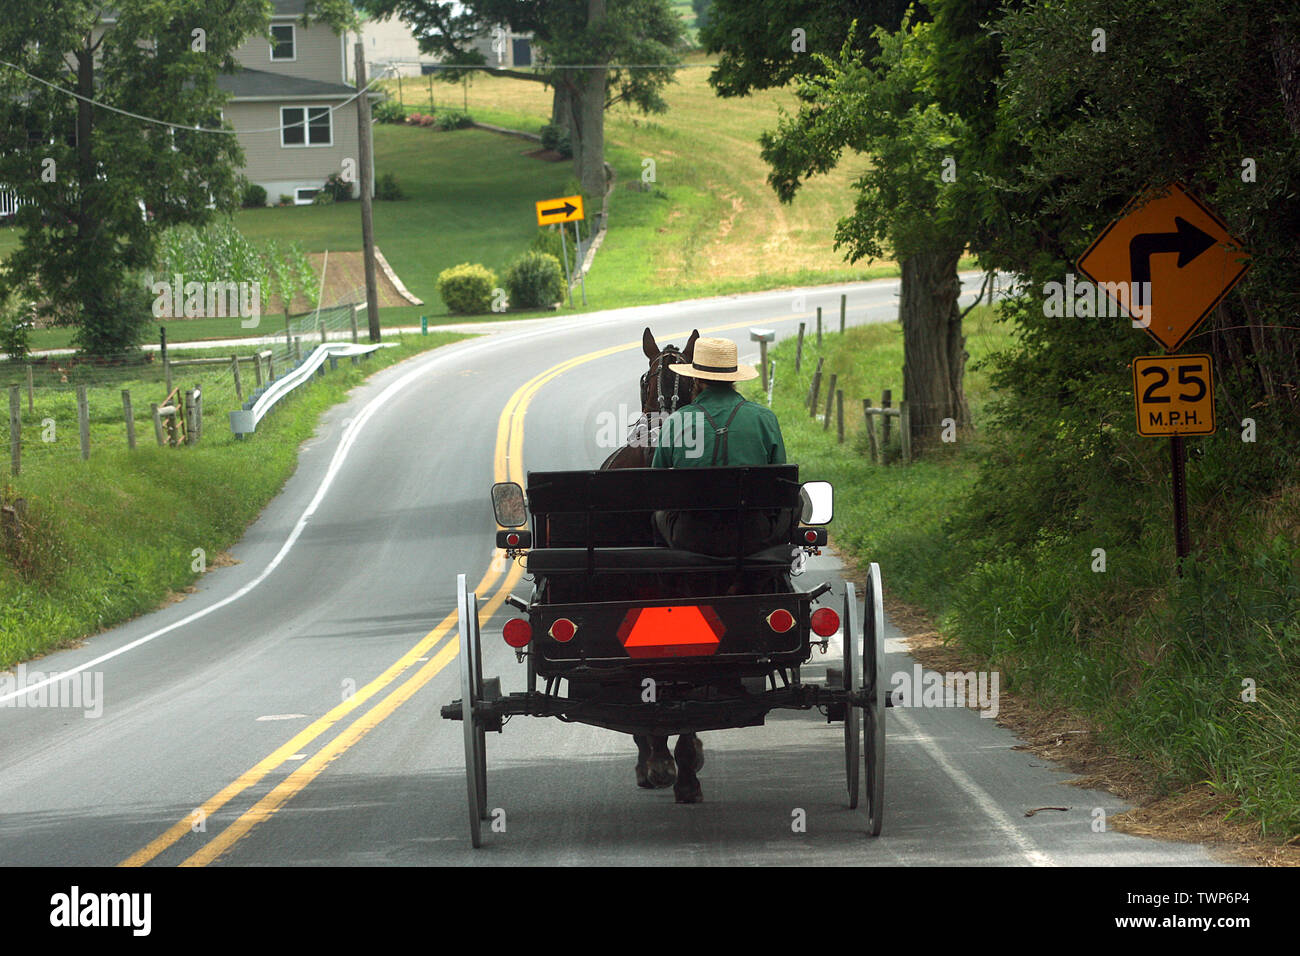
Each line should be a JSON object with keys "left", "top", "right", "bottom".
{"left": 670, "top": 337, "right": 759, "bottom": 382}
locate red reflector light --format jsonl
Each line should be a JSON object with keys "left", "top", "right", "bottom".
{"left": 505, "top": 532, "right": 520, "bottom": 547}
{"left": 549, "top": 618, "right": 576, "bottom": 643}
{"left": 503, "top": 618, "right": 531, "bottom": 648}
{"left": 617, "top": 606, "right": 723, "bottom": 658}
{"left": 804, "top": 529, "right": 817, "bottom": 543}
{"left": 810, "top": 607, "right": 840, "bottom": 637}
{"left": 766, "top": 608, "right": 795, "bottom": 633}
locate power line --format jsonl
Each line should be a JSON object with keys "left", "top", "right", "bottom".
{"left": 0, "top": 57, "right": 397, "bottom": 136}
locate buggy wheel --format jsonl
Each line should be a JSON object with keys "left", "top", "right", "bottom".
{"left": 863, "top": 563, "right": 886, "bottom": 836}
{"left": 842, "top": 583, "right": 861, "bottom": 809}
{"left": 457, "top": 574, "right": 487, "bottom": 847}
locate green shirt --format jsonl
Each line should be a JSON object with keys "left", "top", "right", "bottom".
{"left": 651, "top": 385, "right": 787, "bottom": 468}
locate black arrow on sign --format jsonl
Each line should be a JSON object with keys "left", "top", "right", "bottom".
{"left": 541, "top": 201, "right": 577, "bottom": 218}
{"left": 1128, "top": 216, "right": 1216, "bottom": 311}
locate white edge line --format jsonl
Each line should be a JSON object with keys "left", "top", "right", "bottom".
{"left": 892, "top": 708, "right": 1056, "bottom": 867}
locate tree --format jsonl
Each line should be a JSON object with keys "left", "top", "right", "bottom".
{"left": 359, "top": 0, "right": 684, "bottom": 196}
{"left": 758, "top": 14, "right": 985, "bottom": 447}
{"left": 0, "top": 0, "right": 355, "bottom": 356}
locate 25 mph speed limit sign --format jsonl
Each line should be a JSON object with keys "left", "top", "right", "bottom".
{"left": 1131, "top": 354, "right": 1216, "bottom": 437}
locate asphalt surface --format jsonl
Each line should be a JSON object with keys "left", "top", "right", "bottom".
{"left": 0, "top": 275, "right": 1222, "bottom": 866}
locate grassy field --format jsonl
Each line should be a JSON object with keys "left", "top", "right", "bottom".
{"left": 0, "top": 333, "right": 466, "bottom": 668}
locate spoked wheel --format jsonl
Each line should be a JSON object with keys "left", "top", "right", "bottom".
{"left": 863, "top": 563, "right": 886, "bottom": 836}
{"left": 843, "top": 582, "right": 861, "bottom": 809}
{"left": 457, "top": 573, "right": 488, "bottom": 847}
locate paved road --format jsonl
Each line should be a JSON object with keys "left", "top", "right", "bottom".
{"left": 0, "top": 276, "right": 1221, "bottom": 866}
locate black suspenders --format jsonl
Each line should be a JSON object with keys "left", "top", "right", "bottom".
{"left": 695, "top": 398, "right": 747, "bottom": 465}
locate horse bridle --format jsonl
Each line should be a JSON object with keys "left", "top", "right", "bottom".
{"left": 640, "top": 345, "right": 688, "bottom": 418}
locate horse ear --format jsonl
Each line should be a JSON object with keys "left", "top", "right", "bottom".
{"left": 683, "top": 329, "right": 700, "bottom": 360}
{"left": 642, "top": 328, "right": 659, "bottom": 360}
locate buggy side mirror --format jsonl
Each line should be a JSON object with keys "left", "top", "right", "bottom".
{"left": 799, "top": 481, "right": 833, "bottom": 525}
{"left": 491, "top": 482, "right": 528, "bottom": 527}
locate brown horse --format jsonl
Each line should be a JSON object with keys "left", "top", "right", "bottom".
{"left": 601, "top": 328, "right": 707, "bottom": 803}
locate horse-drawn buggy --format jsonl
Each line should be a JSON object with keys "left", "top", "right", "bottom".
{"left": 442, "top": 463, "right": 886, "bottom": 847}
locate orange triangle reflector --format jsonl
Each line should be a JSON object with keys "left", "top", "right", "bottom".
{"left": 617, "top": 606, "right": 723, "bottom": 658}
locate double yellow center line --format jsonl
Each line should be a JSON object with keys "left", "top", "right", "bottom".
{"left": 121, "top": 316, "right": 795, "bottom": 866}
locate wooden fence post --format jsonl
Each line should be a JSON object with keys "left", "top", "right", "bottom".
{"left": 881, "top": 388, "right": 893, "bottom": 448}
{"left": 863, "top": 398, "right": 879, "bottom": 464}
{"left": 231, "top": 355, "right": 243, "bottom": 402}
{"left": 194, "top": 388, "right": 203, "bottom": 444}
{"left": 319, "top": 314, "right": 327, "bottom": 345}
{"left": 836, "top": 390, "right": 844, "bottom": 443}
{"left": 900, "top": 400, "right": 912, "bottom": 464}
{"left": 121, "top": 390, "right": 136, "bottom": 450}
{"left": 293, "top": 337, "right": 301, "bottom": 364}
{"left": 76, "top": 385, "right": 89, "bottom": 461}
{"left": 840, "top": 293, "right": 846, "bottom": 333}
{"left": 808, "top": 358, "right": 824, "bottom": 416}
{"left": 816, "top": 306, "right": 822, "bottom": 346}
{"left": 823, "top": 373, "right": 837, "bottom": 430}
{"left": 151, "top": 403, "right": 164, "bottom": 446}
{"left": 350, "top": 304, "right": 360, "bottom": 344}
{"left": 267, "top": 353, "right": 276, "bottom": 381}
{"left": 25, "top": 365, "right": 33, "bottom": 413}
{"left": 794, "top": 322, "right": 805, "bottom": 373}
{"left": 160, "top": 326, "right": 172, "bottom": 398}
{"left": 9, "top": 385, "right": 19, "bottom": 476}
{"left": 252, "top": 353, "right": 263, "bottom": 389}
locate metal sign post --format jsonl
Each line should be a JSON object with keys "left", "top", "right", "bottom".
{"left": 558, "top": 225, "right": 573, "bottom": 307}
{"left": 573, "top": 221, "right": 587, "bottom": 306}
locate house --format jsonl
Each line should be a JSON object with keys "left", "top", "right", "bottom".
{"left": 218, "top": 0, "right": 380, "bottom": 205}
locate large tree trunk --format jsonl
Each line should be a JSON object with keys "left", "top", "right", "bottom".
{"left": 551, "top": 82, "right": 572, "bottom": 132}
{"left": 575, "top": 0, "right": 607, "bottom": 197}
{"left": 899, "top": 249, "right": 970, "bottom": 453}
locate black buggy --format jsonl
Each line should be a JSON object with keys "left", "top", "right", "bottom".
{"left": 442, "top": 464, "right": 885, "bottom": 847}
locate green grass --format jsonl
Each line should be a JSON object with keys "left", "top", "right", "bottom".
{"left": 745, "top": 306, "right": 1300, "bottom": 840}
{"left": 0, "top": 332, "right": 467, "bottom": 668}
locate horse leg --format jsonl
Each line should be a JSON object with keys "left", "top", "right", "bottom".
{"left": 634, "top": 734, "right": 655, "bottom": 788}
{"left": 673, "top": 733, "right": 704, "bottom": 804}
{"left": 642, "top": 738, "right": 681, "bottom": 790}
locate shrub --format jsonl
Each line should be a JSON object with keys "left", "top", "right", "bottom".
{"left": 406, "top": 112, "right": 436, "bottom": 127}
{"left": 323, "top": 172, "right": 352, "bottom": 202}
{"left": 529, "top": 227, "right": 565, "bottom": 262}
{"left": 540, "top": 123, "right": 573, "bottom": 157}
{"left": 0, "top": 291, "right": 35, "bottom": 359}
{"left": 311, "top": 190, "right": 335, "bottom": 205}
{"left": 373, "top": 98, "right": 406, "bottom": 123}
{"left": 240, "top": 182, "right": 268, "bottom": 208}
{"left": 376, "top": 172, "right": 404, "bottom": 201}
{"left": 504, "top": 251, "right": 565, "bottom": 309}
{"left": 278, "top": 194, "right": 294, "bottom": 206}
{"left": 436, "top": 263, "right": 497, "bottom": 315}
{"left": 435, "top": 112, "right": 473, "bottom": 131}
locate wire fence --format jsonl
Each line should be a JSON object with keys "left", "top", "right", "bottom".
{"left": 2, "top": 294, "right": 369, "bottom": 476}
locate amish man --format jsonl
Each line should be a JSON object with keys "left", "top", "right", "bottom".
{"left": 651, "top": 337, "right": 792, "bottom": 554}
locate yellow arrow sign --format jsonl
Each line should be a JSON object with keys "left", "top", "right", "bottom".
{"left": 535, "top": 194, "right": 584, "bottom": 226}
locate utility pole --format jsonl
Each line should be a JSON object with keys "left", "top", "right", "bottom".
{"left": 355, "top": 43, "right": 381, "bottom": 342}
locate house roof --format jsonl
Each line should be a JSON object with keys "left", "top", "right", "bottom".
{"left": 217, "top": 68, "right": 358, "bottom": 101}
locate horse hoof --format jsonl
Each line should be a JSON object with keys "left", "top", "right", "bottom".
{"left": 674, "top": 779, "right": 703, "bottom": 804}
{"left": 647, "top": 754, "right": 677, "bottom": 788}
{"left": 636, "top": 763, "right": 655, "bottom": 789}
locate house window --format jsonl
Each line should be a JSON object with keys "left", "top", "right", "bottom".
{"left": 295, "top": 187, "right": 320, "bottom": 205}
{"left": 270, "top": 24, "right": 296, "bottom": 61}
{"left": 281, "top": 106, "right": 332, "bottom": 147}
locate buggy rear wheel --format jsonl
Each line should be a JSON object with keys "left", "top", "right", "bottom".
{"left": 457, "top": 573, "right": 488, "bottom": 847}
{"left": 863, "top": 563, "right": 886, "bottom": 836}
{"left": 843, "top": 583, "right": 861, "bottom": 809}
